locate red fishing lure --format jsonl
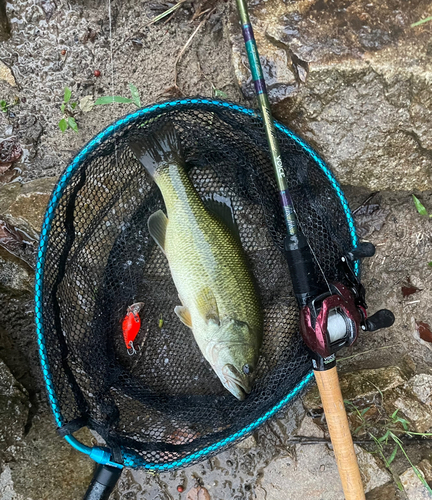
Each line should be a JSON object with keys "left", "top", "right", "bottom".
{"left": 122, "top": 302, "right": 144, "bottom": 355}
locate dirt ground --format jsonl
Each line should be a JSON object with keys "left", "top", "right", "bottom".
{"left": 0, "top": 0, "right": 432, "bottom": 499}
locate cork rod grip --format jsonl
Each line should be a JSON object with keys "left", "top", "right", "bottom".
{"left": 314, "top": 366, "right": 365, "bottom": 500}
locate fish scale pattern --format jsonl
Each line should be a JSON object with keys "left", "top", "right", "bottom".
{"left": 35, "top": 98, "right": 358, "bottom": 469}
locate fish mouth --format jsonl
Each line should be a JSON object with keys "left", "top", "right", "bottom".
{"left": 221, "top": 364, "right": 252, "bottom": 401}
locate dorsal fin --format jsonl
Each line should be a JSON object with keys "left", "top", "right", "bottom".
{"left": 204, "top": 194, "right": 241, "bottom": 243}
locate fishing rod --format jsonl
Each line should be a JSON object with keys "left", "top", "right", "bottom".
{"left": 235, "top": 1, "right": 395, "bottom": 498}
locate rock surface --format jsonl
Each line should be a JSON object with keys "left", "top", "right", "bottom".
{"left": 304, "top": 365, "right": 432, "bottom": 433}
{"left": 0, "top": 360, "right": 29, "bottom": 459}
{"left": 254, "top": 416, "right": 390, "bottom": 500}
{"left": 0, "top": 177, "right": 57, "bottom": 242}
{"left": 229, "top": 0, "right": 432, "bottom": 191}
{"left": 1, "top": 412, "right": 94, "bottom": 500}
{"left": 0, "top": 247, "right": 34, "bottom": 294}
{"left": 400, "top": 459, "right": 432, "bottom": 500}
{"left": 0, "top": 0, "right": 431, "bottom": 499}
{"left": 365, "top": 482, "right": 401, "bottom": 500}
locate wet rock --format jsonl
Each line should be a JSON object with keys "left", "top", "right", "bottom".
{"left": 255, "top": 415, "right": 389, "bottom": 499}
{"left": 229, "top": 0, "right": 432, "bottom": 192}
{"left": 365, "top": 482, "right": 400, "bottom": 500}
{"left": 15, "top": 115, "right": 43, "bottom": 160}
{"left": 5, "top": 412, "right": 94, "bottom": 500}
{"left": 400, "top": 459, "right": 432, "bottom": 500}
{"left": 303, "top": 366, "right": 407, "bottom": 411}
{"left": 0, "top": 359, "right": 29, "bottom": 459}
{"left": 0, "top": 246, "right": 34, "bottom": 293}
{"left": 0, "top": 177, "right": 57, "bottom": 242}
{"left": 304, "top": 366, "right": 432, "bottom": 433}
{"left": 235, "top": 434, "right": 257, "bottom": 450}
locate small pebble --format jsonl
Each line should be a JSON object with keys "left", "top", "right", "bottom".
{"left": 177, "top": 485, "right": 184, "bottom": 492}
{"left": 94, "top": 70, "right": 101, "bottom": 77}
{"left": 61, "top": 49, "right": 66, "bottom": 55}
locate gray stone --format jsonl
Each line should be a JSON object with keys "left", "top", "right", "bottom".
{"left": 229, "top": 0, "right": 432, "bottom": 192}
{"left": 303, "top": 366, "right": 407, "bottom": 411}
{"left": 0, "top": 177, "right": 57, "bottom": 242}
{"left": 304, "top": 365, "right": 432, "bottom": 433}
{"left": 235, "top": 434, "right": 257, "bottom": 451}
{"left": 400, "top": 459, "right": 432, "bottom": 500}
{"left": 0, "top": 246, "right": 34, "bottom": 294}
{"left": 407, "top": 374, "right": 432, "bottom": 404}
{"left": 391, "top": 386, "right": 432, "bottom": 433}
{"left": 365, "top": 482, "right": 401, "bottom": 500}
{"left": 0, "top": 359, "right": 29, "bottom": 458}
{"left": 6, "top": 412, "right": 94, "bottom": 500}
{"left": 254, "top": 416, "right": 389, "bottom": 500}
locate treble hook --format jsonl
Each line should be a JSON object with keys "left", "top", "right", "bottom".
{"left": 127, "top": 341, "right": 137, "bottom": 355}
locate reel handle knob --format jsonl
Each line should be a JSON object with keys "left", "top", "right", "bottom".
{"left": 348, "top": 242, "right": 376, "bottom": 260}
{"left": 363, "top": 309, "right": 395, "bottom": 332}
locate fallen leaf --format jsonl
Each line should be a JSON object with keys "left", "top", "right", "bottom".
{"left": 186, "top": 486, "right": 211, "bottom": 500}
{"left": 417, "top": 321, "right": 432, "bottom": 343}
{"left": 401, "top": 285, "right": 420, "bottom": 298}
{"left": 0, "top": 60, "right": 17, "bottom": 87}
{"left": 354, "top": 204, "right": 390, "bottom": 238}
{"left": 79, "top": 95, "right": 94, "bottom": 113}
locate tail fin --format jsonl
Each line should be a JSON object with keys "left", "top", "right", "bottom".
{"left": 129, "top": 122, "right": 183, "bottom": 178}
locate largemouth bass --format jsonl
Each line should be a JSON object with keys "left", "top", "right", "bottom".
{"left": 129, "top": 124, "right": 262, "bottom": 400}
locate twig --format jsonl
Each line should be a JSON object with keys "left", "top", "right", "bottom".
{"left": 289, "top": 435, "right": 432, "bottom": 446}
{"left": 147, "top": 0, "right": 187, "bottom": 27}
{"left": 192, "top": 8, "right": 211, "bottom": 21}
{"left": 114, "top": 0, "right": 187, "bottom": 53}
{"left": 352, "top": 192, "right": 379, "bottom": 215}
{"left": 338, "top": 344, "right": 400, "bottom": 362}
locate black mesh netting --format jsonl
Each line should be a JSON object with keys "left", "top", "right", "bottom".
{"left": 38, "top": 99, "right": 356, "bottom": 467}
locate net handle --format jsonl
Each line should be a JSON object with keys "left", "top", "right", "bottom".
{"left": 314, "top": 367, "right": 365, "bottom": 500}
{"left": 82, "top": 464, "right": 122, "bottom": 500}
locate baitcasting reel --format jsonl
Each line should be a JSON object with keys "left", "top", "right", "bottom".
{"left": 285, "top": 235, "right": 395, "bottom": 371}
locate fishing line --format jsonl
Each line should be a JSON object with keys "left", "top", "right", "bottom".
{"left": 107, "top": 0, "right": 135, "bottom": 295}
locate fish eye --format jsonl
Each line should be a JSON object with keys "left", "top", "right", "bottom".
{"left": 242, "top": 364, "right": 252, "bottom": 375}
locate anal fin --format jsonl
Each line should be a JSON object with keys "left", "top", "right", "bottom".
{"left": 174, "top": 306, "right": 193, "bottom": 329}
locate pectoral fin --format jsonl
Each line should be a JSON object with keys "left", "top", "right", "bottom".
{"left": 148, "top": 210, "right": 168, "bottom": 253}
{"left": 174, "top": 305, "right": 193, "bottom": 329}
{"left": 196, "top": 287, "right": 220, "bottom": 325}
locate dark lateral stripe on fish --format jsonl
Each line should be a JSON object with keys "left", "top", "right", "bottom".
{"left": 129, "top": 122, "right": 183, "bottom": 177}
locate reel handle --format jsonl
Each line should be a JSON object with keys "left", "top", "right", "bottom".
{"left": 363, "top": 309, "right": 395, "bottom": 332}
{"left": 83, "top": 464, "right": 122, "bottom": 500}
{"left": 314, "top": 367, "right": 365, "bottom": 500}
